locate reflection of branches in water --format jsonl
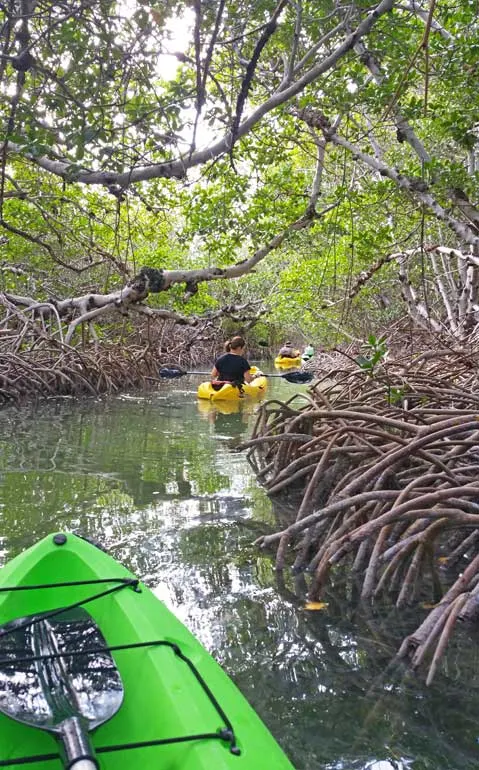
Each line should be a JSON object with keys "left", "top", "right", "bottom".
{"left": 272, "top": 570, "right": 479, "bottom": 769}
{"left": 276, "top": 570, "right": 399, "bottom": 674}
{"left": 244, "top": 347, "right": 479, "bottom": 684}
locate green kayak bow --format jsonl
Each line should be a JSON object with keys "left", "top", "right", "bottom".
{"left": 0, "top": 533, "right": 296, "bottom": 770}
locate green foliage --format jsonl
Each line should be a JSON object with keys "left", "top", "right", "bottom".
{"left": 357, "top": 334, "right": 388, "bottom": 373}
{"left": 387, "top": 386, "right": 406, "bottom": 407}
{"left": 2, "top": 0, "right": 479, "bottom": 343}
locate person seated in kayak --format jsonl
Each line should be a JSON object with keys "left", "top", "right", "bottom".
{"left": 302, "top": 344, "right": 314, "bottom": 359}
{"left": 211, "top": 336, "right": 255, "bottom": 387}
{"left": 278, "top": 341, "right": 299, "bottom": 358}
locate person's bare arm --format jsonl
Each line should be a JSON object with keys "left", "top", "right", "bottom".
{"left": 244, "top": 369, "right": 254, "bottom": 383}
{"left": 211, "top": 366, "right": 219, "bottom": 379}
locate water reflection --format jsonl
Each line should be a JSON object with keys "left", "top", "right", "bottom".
{"left": 197, "top": 398, "right": 260, "bottom": 442}
{"left": 0, "top": 377, "right": 478, "bottom": 769}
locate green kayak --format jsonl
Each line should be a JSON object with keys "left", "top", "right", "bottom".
{"left": 0, "top": 533, "right": 295, "bottom": 770}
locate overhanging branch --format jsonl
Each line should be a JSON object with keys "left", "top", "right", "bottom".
{"left": 6, "top": 0, "right": 395, "bottom": 188}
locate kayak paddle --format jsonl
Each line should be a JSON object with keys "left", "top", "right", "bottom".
{"left": 159, "top": 365, "right": 314, "bottom": 384}
{"left": 0, "top": 605, "right": 123, "bottom": 770}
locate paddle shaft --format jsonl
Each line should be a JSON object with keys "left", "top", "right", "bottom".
{"left": 167, "top": 370, "right": 302, "bottom": 380}
{"left": 35, "top": 617, "right": 98, "bottom": 770}
{"left": 60, "top": 718, "right": 97, "bottom": 770}
{"left": 158, "top": 365, "right": 313, "bottom": 383}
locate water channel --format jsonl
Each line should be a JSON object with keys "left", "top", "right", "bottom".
{"left": 0, "top": 372, "right": 478, "bottom": 769}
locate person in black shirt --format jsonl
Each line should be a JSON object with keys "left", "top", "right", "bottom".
{"left": 211, "top": 336, "right": 254, "bottom": 386}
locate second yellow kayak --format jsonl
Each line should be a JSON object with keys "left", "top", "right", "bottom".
{"left": 274, "top": 355, "right": 301, "bottom": 369}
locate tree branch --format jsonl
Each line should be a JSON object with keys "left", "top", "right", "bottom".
{"left": 6, "top": 0, "right": 395, "bottom": 188}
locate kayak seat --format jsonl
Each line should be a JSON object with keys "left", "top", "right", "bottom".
{"left": 211, "top": 380, "right": 232, "bottom": 391}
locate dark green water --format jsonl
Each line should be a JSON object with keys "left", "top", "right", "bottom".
{"left": 0, "top": 374, "right": 478, "bottom": 769}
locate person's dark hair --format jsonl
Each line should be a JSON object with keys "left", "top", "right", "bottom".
{"left": 229, "top": 335, "right": 246, "bottom": 351}
{"left": 224, "top": 340, "right": 232, "bottom": 352}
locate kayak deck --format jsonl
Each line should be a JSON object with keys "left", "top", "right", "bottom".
{"left": 0, "top": 533, "right": 295, "bottom": 770}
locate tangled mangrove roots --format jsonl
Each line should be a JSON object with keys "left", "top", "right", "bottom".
{"left": 0, "top": 342, "right": 164, "bottom": 404}
{"left": 242, "top": 347, "right": 479, "bottom": 683}
{"left": 0, "top": 294, "right": 228, "bottom": 405}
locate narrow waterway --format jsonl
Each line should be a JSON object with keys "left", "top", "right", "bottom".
{"left": 0, "top": 372, "right": 478, "bottom": 769}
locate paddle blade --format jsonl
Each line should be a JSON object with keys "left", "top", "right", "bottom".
{"left": 282, "top": 371, "right": 314, "bottom": 384}
{"left": 0, "top": 606, "right": 123, "bottom": 733}
{"left": 159, "top": 365, "right": 186, "bottom": 378}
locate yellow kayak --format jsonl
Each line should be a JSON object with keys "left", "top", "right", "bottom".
{"left": 274, "top": 355, "right": 301, "bottom": 369}
{"left": 197, "top": 367, "right": 267, "bottom": 401}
